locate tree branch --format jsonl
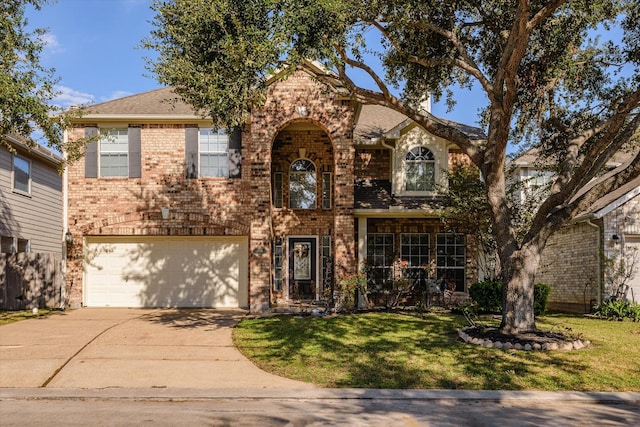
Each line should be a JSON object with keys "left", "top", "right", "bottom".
{"left": 528, "top": 0, "right": 570, "bottom": 30}
{"left": 367, "top": 19, "right": 495, "bottom": 100}
{"left": 526, "top": 109, "right": 640, "bottom": 243}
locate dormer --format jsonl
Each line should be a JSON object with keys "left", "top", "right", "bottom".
{"left": 389, "top": 122, "right": 452, "bottom": 196}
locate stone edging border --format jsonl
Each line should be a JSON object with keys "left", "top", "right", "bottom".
{"left": 458, "top": 328, "right": 591, "bottom": 351}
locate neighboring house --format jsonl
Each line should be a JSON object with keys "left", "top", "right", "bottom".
{"left": 64, "top": 62, "right": 483, "bottom": 311}
{"left": 512, "top": 151, "right": 640, "bottom": 312}
{"left": 0, "top": 135, "right": 63, "bottom": 255}
{"left": 0, "top": 135, "right": 64, "bottom": 309}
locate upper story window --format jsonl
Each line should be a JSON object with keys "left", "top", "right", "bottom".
{"left": 99, "top": 128, "right": 129, "bottom": 177}
{"left": 289, "top": 159, "right": 316, "bottom": 209}
{"left": 405, "top": 147, "right": 435, "bottom": 192}
{"left": 199, "top": 128, "right": 229, "bottom": 177}
{"left": 84, "top": 126, "right": 141, "bottom": 179}
{"left": 13, "top": 155, "right": 31, "bottom": 194}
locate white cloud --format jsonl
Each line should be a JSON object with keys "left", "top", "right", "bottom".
{"left": 53, "top": 86, "right": 94, "bottom": 108}
{"left": 40, "top": 32, "right": 64, "bottom": 54}
{"left": 100, "top": 91, "right": 134, "bottom": 102}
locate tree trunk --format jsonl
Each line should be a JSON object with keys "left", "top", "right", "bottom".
{"left": 499, "top": 245, "right": 541, "bottom": 334}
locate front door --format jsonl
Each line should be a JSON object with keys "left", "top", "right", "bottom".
{"left": 288, "top": 237, "right": 317, "bottom": 300}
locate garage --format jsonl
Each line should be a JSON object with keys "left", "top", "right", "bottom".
{"left": 83, "top": 236, "right": 248, "bottom": 308}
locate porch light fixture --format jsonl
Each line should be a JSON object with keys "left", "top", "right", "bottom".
{"left": 297, "top": 106, "right": 308, "bottom": 117}
{"left": 612, "top": 234, "right": 620, "bottom": 244}
{"left": 65, "top": 230, "right": 73, "bottom": 248}
{"left": 161, "top": 207, "right": 170, "bottom": 220}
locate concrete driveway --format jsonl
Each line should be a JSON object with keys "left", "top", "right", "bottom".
{"left": 0, "top": 308, "right": 314, "bottom": 389}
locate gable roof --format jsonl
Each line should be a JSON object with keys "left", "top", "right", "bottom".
{"left": 353, "top": 105, "right": 408, "bottom": 143}
{"left": 2, "top": 134, "right": 62, "bottom": 167}
{"left": 81, "top": 87, "right": 198, "bottom": 118}
{"left": 573, "top": 161, "right": 640, "bottom": 220}
{"left": 511, "top": 146, "right": 640, "bottom": 221}
{"left": 353, "top": 104, "right": 485, "bottom": 144}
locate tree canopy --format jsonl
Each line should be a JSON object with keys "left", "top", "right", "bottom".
{"left": 145, "top": 0, "right": 640, "bottom": 333}
{"left": 1, "top": 0, "right": 86, "bottom": 162}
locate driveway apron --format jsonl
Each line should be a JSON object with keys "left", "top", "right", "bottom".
{"left": 0, "top": 308, "right": 313, "bottom": 389}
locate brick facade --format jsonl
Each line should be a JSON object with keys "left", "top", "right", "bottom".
{"left": 536, "top": 221, "right": 601, "bottom": 313}
{"left": 248, "top": 69, "right": 356, "bottom": 309}
{"left": 65, "top": 124, "right": 254, "bottom": 307}
{"left": 355, "top": 149, "right": 391, "bottom": 181}
{"left": 536, "top": 193, "right": 640, "bottom": 312}
{"left": 66, "top": 68, "right": 358, "bottom": 311}
{"left": 65, "top": 66, "right": 480, "bottom": 311}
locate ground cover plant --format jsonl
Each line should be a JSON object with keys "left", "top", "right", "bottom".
{"left": 233, "top": 312, "right": 640, "bottom": 391}
{"left": 0, "top": 309, "right": 57, "bottom": 325}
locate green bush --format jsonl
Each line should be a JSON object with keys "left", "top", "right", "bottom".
{"left": 533, "top": 283, "right": 551, "bottom": 315}
{"left": 594, "top": 300, "right": 640, "bottom": 321}
{"left": 468, "top": 281, "right": 552, "bottom": 315}
{"left": 468, "top": 281, "right": 502, "bottom": 314}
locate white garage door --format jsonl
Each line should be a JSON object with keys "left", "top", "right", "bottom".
{"left": 626, "top": 236, "right": 640, "bottom": 303}
{"left": 84, "top": 236, "right": 248, "bottom": 308}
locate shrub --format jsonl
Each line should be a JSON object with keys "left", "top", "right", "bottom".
{"left": 533, "top": 283, "right": 551, "bottom": 315}
{"left": 468, "top": 281, "right": 502, "bottom": 314}
{"left": 594, "top": 300, "right": 640, "bottom": 321}
{"left": 468, "top": 281, "right": 552, "bottom": 315}
{"left": 335, "top": 273, "right": 368, "bottom": 312}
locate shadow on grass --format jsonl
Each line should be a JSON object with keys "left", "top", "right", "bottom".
{"left": 233, "top": 311, "right": 593, "bottom": 390}
{"left": 140, "top": 308, "right": 247, "bottom": 330}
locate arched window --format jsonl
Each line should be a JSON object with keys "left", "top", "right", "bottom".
{"left": 289, "top": 159, "right": 316, "bottom": 209}
{"left": 405, "top": 147, "right": 435, "bottom": 191}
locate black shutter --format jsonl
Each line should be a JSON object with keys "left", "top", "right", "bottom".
{"left": 228, "top": 127, "right": 242, "bottom": 178}
{"left": 84, "top": 127, "right": 98, "bottom": 178}
{"left": 128, "top": 126, "right": 141, "bottom": 178}
{"left": 185, "top": 126, "right": 198, "bottom": 179}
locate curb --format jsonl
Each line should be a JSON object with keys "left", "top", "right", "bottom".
{"left": 2, "top": 388, "right": 639, "bottom": 405}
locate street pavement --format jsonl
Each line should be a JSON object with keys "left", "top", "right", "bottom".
{"left": 1, "top": 308, "right": 639, "bottom": 425}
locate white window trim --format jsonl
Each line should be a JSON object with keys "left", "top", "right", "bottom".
{"left": 392, "top": 127, "right": 449, "bottom": 196}
{"left": 199, "top": 128, "right": 229, "bottom": 178}
{"left": 404, "top": 147, "right": 436, "bottom": 193}
{"left": 12, "top": 154, "right": 31, "bottom": 195}
{"left": 98, "top": 128, "right": 129, "bottom": 178}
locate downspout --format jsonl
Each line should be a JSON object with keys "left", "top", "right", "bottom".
{"left": 585, "top": 217, "right": 603, "bottom": 307}
{"left": 61, "top": 131, "right": 69, "bottom": 310}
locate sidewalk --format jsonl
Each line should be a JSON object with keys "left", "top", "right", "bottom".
{"left": 1, "top": 387, "right": 639, "bottom": 427}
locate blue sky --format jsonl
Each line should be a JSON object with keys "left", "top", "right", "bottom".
{"left": 26, "top": 0, "right": 486, "bottom": 126}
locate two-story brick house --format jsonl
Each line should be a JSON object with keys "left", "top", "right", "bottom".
{"left": 64, "top": 62, "right": 482, "bottom": 311}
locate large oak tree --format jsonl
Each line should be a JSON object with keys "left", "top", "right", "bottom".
{"left": 145, "top": 0, "right": 640, "bottom": 333}
{"left": 1, "top": 0, "right": 87, "bottom": 161}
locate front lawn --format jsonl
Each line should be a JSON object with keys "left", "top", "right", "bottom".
{"left": 233, "top": 312, "right": 640, "bottom": 390}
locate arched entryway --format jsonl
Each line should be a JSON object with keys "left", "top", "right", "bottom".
{"left": 270, "top": 120, "right": 335, "bottom": 303}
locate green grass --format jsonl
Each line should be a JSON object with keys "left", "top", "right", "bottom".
{"left": 0, "top": 309, "right": 58, "bottom": 325}
{"left": 233, "top": 312, "right": 640, "bottom": 391}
